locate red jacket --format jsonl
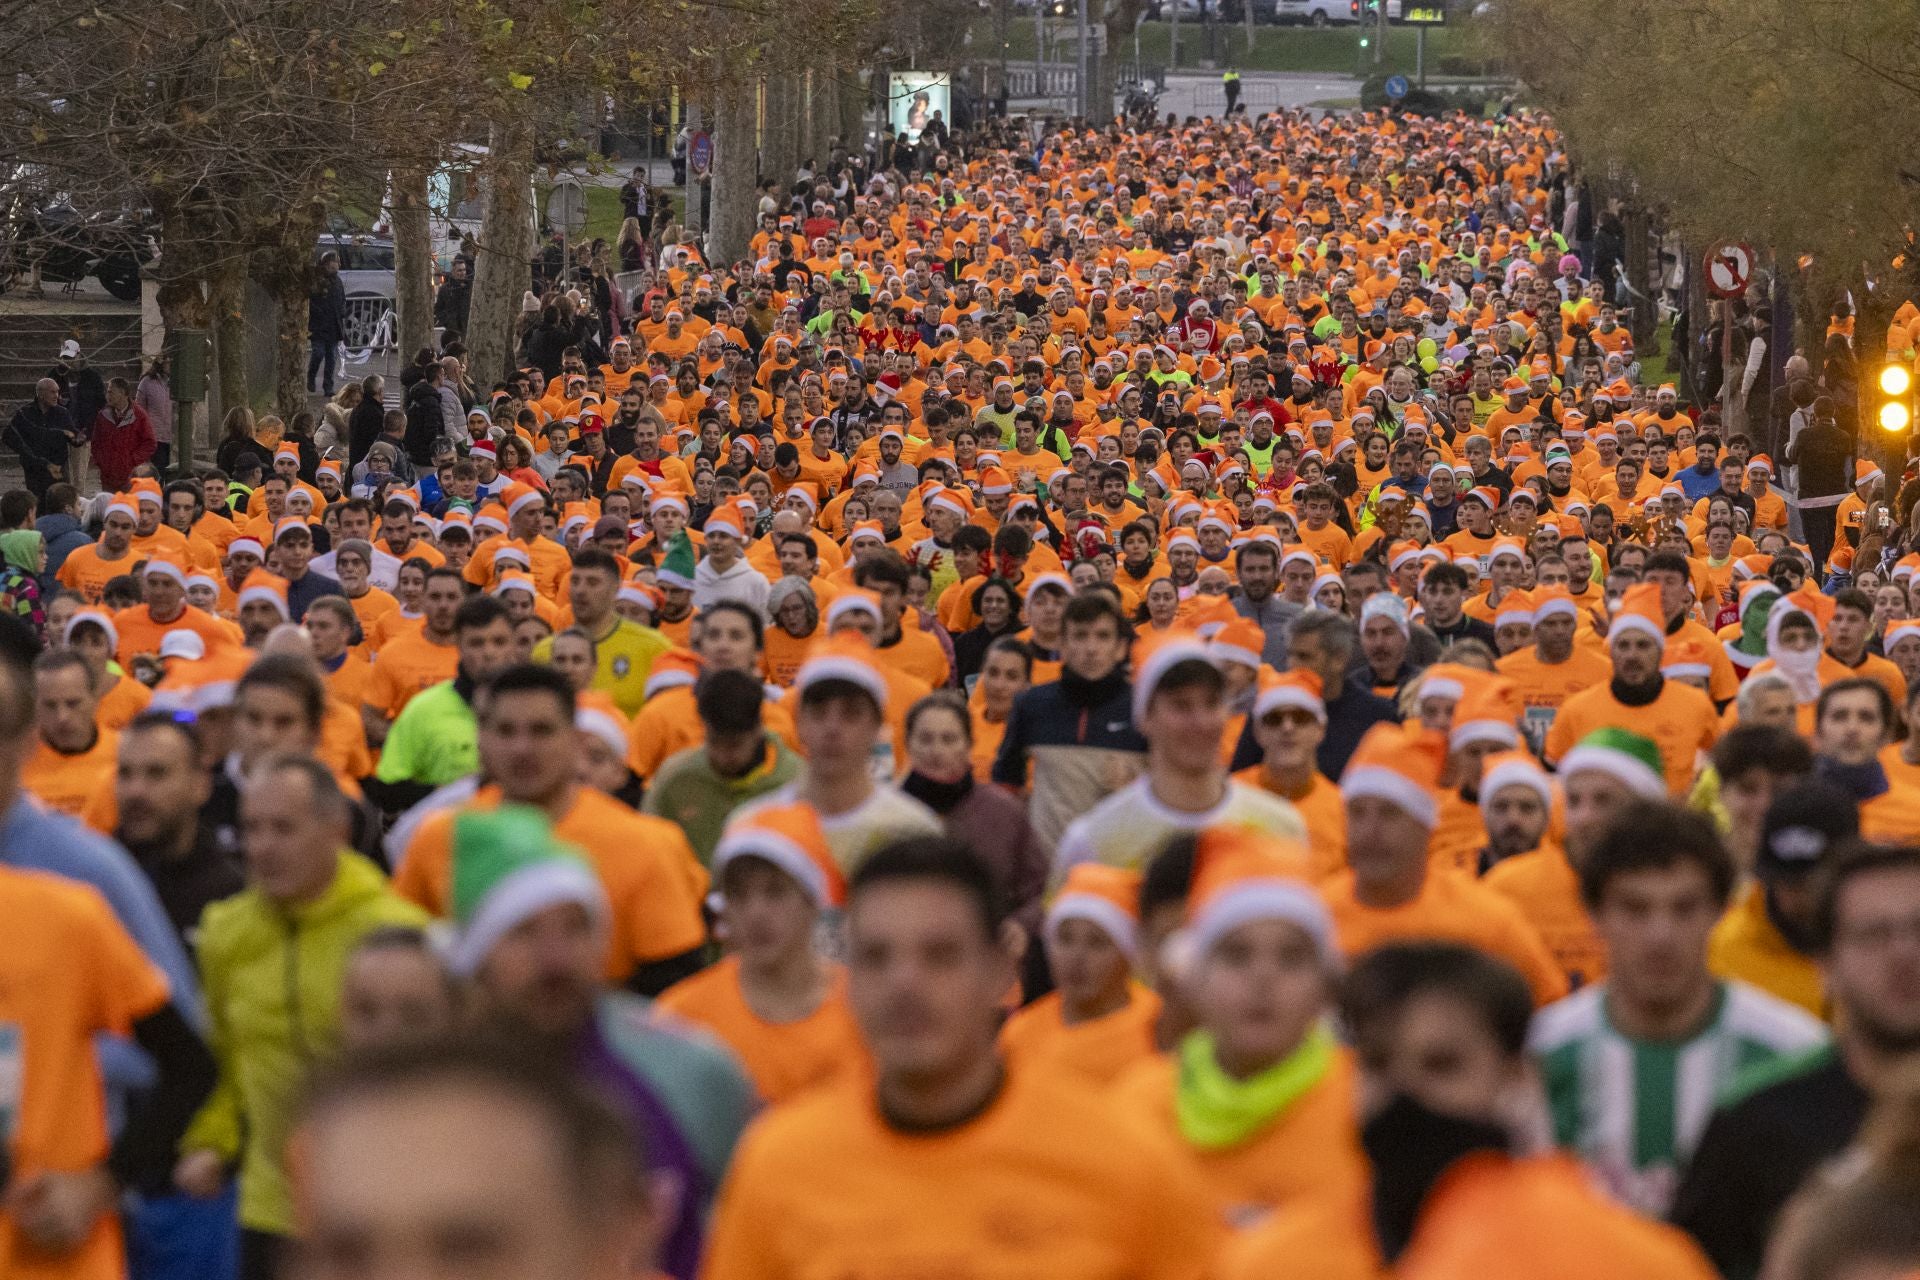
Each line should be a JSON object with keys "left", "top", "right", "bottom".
{"left": 91, "top": 404, "right": 155, "bottom": 491}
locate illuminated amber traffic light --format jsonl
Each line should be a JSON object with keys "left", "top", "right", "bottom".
{"left": 1880, "top": 362, "right": 1913, "bottom": 433}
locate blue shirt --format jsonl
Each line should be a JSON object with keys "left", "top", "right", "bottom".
{"left": 1679, "top": 461, "right": 1723, "bottom": 501}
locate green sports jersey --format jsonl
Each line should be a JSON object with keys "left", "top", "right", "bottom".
{"left": 1531, "top": 980, "right": 1826, "bottom": 1217}
{"left": 373, "top": 680, "right": 477, "bottom": 787}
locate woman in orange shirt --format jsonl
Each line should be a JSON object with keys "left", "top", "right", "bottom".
{"left": 967, "top": 635, "right": 1030, "bottom": 781}
{"left": 655, "top": 802, "right": 865, "bottom": 1105}
{"left": 764, "top": 580, "right": 821, "bottom": 688}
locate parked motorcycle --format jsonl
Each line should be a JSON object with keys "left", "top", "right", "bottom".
{"left": 2, "top": 200, "right": 154, "bottom": 301}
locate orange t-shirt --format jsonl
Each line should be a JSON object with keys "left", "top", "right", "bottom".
{"left": 1323, "top": 868, "right": 1570, "bottom": 1006}
{"left": 21, "top": 730, "right": 119, "bottom": 818}
{"left": 394, "top": 784, "right": 708, "bottom": 978}
{"left": 322, "top": 652, "right": 373, "bottom": 712}
{"left": 878, "top": 626, "right": 950, "bottom": 689}
{"left": 1482, "top": 842, "right": 1608, "bottom": 991}
{"left": 1496, "top": 644, "right": 1614, "bottom": 756}
{"left": 1233, "top": 768, "right": 1348, "bottom": 881}
{"left": 362, "top": 628, "right": 458, "bottom": 721}
{"left": 655, "top": 958, "right": 867, "bottom": 1104}
{"left": 1426, "top": 790, "right": 1486, "bottom": 878}
{"left": 700, "top": 1065, "right": 1223, "bottom": 1280}
{"left": 763, "top": 628, "right": 818, "bottom": 689}
{"left": 1543, "top": 680, "right": 1720, "bottom": 797}
{"left": 0, "top": 865, "right": 170, "bottom": 1280}
{"left": 54, "top": 544, "right": 135, "bottom": 604}
{"left": 96, "top": 672, "right": 153, "bottom": 731}
{"left": 110, "top": 603, "right": 238, "bottom": 668}
{"left": 999, "top": 983, "right": 1162, "bottom": 1086}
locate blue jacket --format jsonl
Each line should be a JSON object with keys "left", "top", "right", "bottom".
{"left": 36, "top": 510, "right": 90, "bottom": 591}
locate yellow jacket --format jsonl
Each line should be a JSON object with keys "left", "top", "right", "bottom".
{"left": 182, "top": 852, "right": 426, "bottom": 1233}
{"left": 1707, "top": 882, "right": 1825, "bottom": 1021}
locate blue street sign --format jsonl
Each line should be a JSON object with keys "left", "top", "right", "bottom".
{"left": 1384, "top": 75, "right": 1409, "bottom": 100}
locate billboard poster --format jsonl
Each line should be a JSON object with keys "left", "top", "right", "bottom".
{"left": 889, "top": 71, "right": 951, "bottom": 143}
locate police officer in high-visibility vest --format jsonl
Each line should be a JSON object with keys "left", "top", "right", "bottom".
{"left": 1223, "top": 67, "right": 1242, "bottom": 114}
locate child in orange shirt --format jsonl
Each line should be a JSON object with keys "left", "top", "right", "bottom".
{"left": 656, "top": 803, "right": 867, "bottom": 1104}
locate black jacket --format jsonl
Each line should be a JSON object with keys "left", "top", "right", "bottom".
{"left": 309, "top": 273, "right": 349, "bottom": 343}
{"left": 403, "top": 378, "right": 446, "bottom": 466}
{"left": 992, "top": 667, "right": 1147, "bottom": 851}
{"left": 347, "top": 396, "right": 387, "bottom": 468}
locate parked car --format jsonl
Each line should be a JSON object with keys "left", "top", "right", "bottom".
{"left": 315, "top": 234, "right": 397, "bottom": 353}
{"left": 1275, "top": 0, "right": 1356, "bottom": 21}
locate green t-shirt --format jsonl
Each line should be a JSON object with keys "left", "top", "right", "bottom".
{"left": 641, "top": 736, "right": 804, "bottom": 866}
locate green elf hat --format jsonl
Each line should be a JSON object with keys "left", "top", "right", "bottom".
{"left": 656, "top": 529, "right": 697, "bottom": 591}
{"left": 1559, "top": 726, "right": 1666, "bottom": 800}
{"left": 449, "top": 805, "right": 605, "bottom": 976}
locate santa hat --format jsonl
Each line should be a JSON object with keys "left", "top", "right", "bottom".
{"left": 655, "top": 531, "right": 698, "bottom": 590}
{"left": 571, "top": 692, "right": 628, "bottom": 760}
{"left": 274, "top": 517, "right": 311, "bottom": 544}
{"left": 130, "top": 479, "right": 163, "bottom": 507}
{"left": 1046, "top": 863, "right": 1143, "bottom": 958}
{"left": 1607, "top": 581, "right": 1666, "bottom": 644}
{"left": 449, "top": 806, "right": 607, "bottom": 977}
{"left": 618, "top": 577, "right": 660, "bottom": 615}
{"left": 474, "top": 505, "right": 510, "bottom": 536}
{"left": 63, "top": 609, "right": 117, "bottom": 650}
{"left": 103, "top": 493, "right": 138, "bottom": 522}
{"left": 491, "top": 541, "right": 532, "bottom": 572}
{"left": 1530, "top": 585, "right": 1577, "bottom": 623}
{"left": 492, "top": 570, "right": 537, "bottom": 599}
{"left": 1448, "top": 676, "right": 1520, "bottom": 751}
{"left": 1661, "top": 634, "right": 1715, "bottom": 682}
{"left": 237, "top": 569, "right": 290, "bottom": 619}
{"left": 1254, "top": 667, "right": 1325, "bottom": 723}
{"left": 927, "top": 486, "right": 973, "bottom": 520}
{"left": 499, "top": 481, "right": 544, "bottom": 519}
{"left": 825, "top": 589, "right": 883, "bottom": 632}
{"left": 1023, "top": 572, "right": 1073, "bottom": 605}
{"left": 1414, "top": 662, "right": 1475, "bottom": 708}
{"left": 1885, "top": 618, "right": 1920, "bottom": 651}
{"left": 142, "top": 551, "right": 188, "bottom": 588}
{"left": 1560, "top": 727, "right": 1666, "bottom": 799}
{"left": 714, "top": 802, "right": 844, "bottom": 908}
{"left": 794, "top": 632, "right": 890, "bottom": 710}
{"left": 469, "top": 440, "right": 498, "bottom": 463}
{"left": 1340, "top": 723, "right": 1448, "bottom": 828}
{"left": 1767, "top": 586, "right": 1836, "bottom": 649}
{"left": 1493, "top": 588, "right": 1535, "bottom": 629}
{"left": 644, "top": 648, "right": 702, "bottom": 699}
{"left": 1478, "top": 751, "right": 1552, "bottom": 814}
{"left": 1179, "top": 826, "right": 1333, "bottom": 966}
{"left": 1210, "top": 618, "right": 1266, "bottom": 671}
{"left": 1132, "top": 631, "right": 1217, "bottom": 726}
{"left": 704, "top": 502, "right": 749, "bottom": 542}
{"left": 846, "top": 520, "right": 888, "bottom": 548}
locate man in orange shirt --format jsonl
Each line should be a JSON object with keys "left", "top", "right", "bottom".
{"left": 394, "top": 663, "right": 709, "bottom": 994}
{"left": 54, "top": 494, "right": 137, "bottom": 605}
{"left": 656, "top": 801, "right": 865, "bottom": 1103}
{"left": 701, "top": 834, "right": 1220, "bottom": 1280}
{"left": 22, "top": 648, "right": 119, "bottom": 818}
{"left": 111, "top": 552, "right": 237, "bottom": 669}
{"left": 1496, "top": 585, "right": 1611, "bottom": 755}
{"left": 1106, "top": 827, "right": 1366, "bottom": 1233}
{"left": 1234, "top": 668, "right": 1347, "bottom": 879}
{"left": 1327, "top": 724, "right": 1567, "bottom": 1006}
{"left": 0, "top": 858, "right": 215, "bottom": 1280}
{"left": 999, "top": 862, "right": 1161, "bottom": 1086}
{"left": 361, "top": 566, "right": 463, "bottom": 747}
{"left": 856, "top": 548, "right": 950, "bottom": 689}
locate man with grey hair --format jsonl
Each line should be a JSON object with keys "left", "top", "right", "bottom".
{"left": 1733, "top": 670, "right": 1798, "bottom": 730}
{"left": 5, "top": 376, "right": 77, "bottom": 500}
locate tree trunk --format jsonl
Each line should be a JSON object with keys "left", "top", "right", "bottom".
{"left": 468, "top": 115, "right": 535, "bottom": 386}
{"left": 763, "top": 73, "right": 798, "bottom": 193}
{"left": 711, "top": 75, "right": 758, "bottom": 268}
{"left": 837, "top": 69, "right": 866, "bottom": 153}
{"left": 1623, "top": 205, "right": 1655, "bottom": 346}
{"left": 255, "top": 204, "right": 327, "bottom": 420}
{"left": 212, "top": 259, "right": 249, "bottom": 416}
{"left": 392, "top": 164, "right": 435, "bottom": 358}
{"left": 813, "top": 70, "right": 840, "bottom": 162}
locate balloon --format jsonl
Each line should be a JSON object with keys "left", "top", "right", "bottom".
{"left": 1417, "top": 338, "right": 1437, "bottom": 359}
{"left": 1421, "top": 356, "right": 1439, "bottom": 373}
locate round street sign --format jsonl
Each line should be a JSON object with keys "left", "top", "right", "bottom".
{"left": 1384, "top": 75, "right": 1409, "bottom": 101}
{"left": 689, "top": 130, "right": 713, "bottom": 179}
{"left": 1706, "top": 242, "right": 1754, "bottom": 298}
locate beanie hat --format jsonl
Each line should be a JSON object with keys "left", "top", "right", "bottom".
{"left": 1180, "top": 826, "right": 1334, "bottom": 967}
{"left": 1341, "top": 723, "right": 1448, "bottom": 828}
{"left": 713, "top": 801, "right": 844, "bottom": 908}
{"left": 1360, "top": 590, "right": 1410, "bottom": 636}
{"left": 449, "top": 806, "right": 607, "bottom": 976}
{"left": 1560, "top": 726, "right": 1666, "bottom": 799}
{"left": 1478, "top": 750, "right": 1553, "bottom": 814}
{"left": 656, "top": 531, "right": 698, "bottom": 590}
{"left": 1607, "top": 581, "right": 1666, "bottom": 644}
{"left": 1045, "top": 863, "right": 1143, "bottom": 958}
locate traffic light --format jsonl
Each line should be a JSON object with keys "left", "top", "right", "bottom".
{"left": 1879, "top": 362, "right": 1913, "bottom": 434}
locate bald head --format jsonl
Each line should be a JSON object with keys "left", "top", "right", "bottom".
{"left": 261, "top": 623, "right": 316, "bottom": 660}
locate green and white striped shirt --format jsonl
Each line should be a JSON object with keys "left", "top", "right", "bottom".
{"left": 1531, "top": 980, "right": 1827, "bottom": 1216}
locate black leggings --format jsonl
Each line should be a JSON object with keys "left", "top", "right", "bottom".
{"left": 1803, "top": 504, "right": 1839, "bottom": 573}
